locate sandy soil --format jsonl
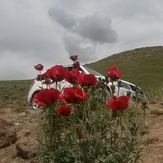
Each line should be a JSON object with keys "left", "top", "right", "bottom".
{"left": 141, "top": 103, "right": 163, "bottom": 163}
{"left": 0, "top": 103, "right": 163, "bottom": 163}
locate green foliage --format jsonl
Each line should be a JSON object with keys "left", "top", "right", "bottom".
{"left": 37, "top": 85, "right": 146, "bottom": 163}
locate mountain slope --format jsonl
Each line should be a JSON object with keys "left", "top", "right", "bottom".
{"left": 86, "top": 46, "right": 163, "bottom": 93}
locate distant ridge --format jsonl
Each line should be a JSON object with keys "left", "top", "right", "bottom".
{"left": 86, "top": 46, "right": 163, "bottom": 92}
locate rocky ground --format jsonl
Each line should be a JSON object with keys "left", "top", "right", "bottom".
{"left": 0, "top": 103, "right": 163, "bottom": 163}
{"left": 0, "top": 108, "right": 41, "bottom": 163}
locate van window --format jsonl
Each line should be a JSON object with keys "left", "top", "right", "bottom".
{"left": 83, "top": 66, "right": 103, "bottom": 76}
{"left": 120, "top": 82, "right": 130, "bottom": 90}
{"left": 65, "top": 66, "right": 84, "bottom": 73}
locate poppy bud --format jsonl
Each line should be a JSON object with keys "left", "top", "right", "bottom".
{"left": 141, "top": 100, "right": 148, "bottom": 110}
{"left": 43, "top": 79, "right": 51, "bottom": 85}
{"left": 105, "top": 76, "right": 109, "bottom": 83}
{"left": 117, "top": 79, "right": 122, "bottom": 87}
{"left": 83, "top": 86, "right": 89, "bottom": 92}
{"left": 34, "top": 64, "right": 44, "bottom": 71}
{"left": 98, "top": 80, "right": 105, "bottom": 88}
{"left": 126, "top": 91, "right": 131, "bottom": 97}
{"left": 73, "top": 61, "right": 80, "bottom": 69}
{"left": 133, "top": 86, "right": 138, "bottom": 92}
{"left": 70, "top": 55, "right": 78, "bottom": 62}
{"left": 110, "top": 84, "right": 115, "bottom": 93}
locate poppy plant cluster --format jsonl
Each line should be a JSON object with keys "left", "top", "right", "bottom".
{"left": 34, "top": 59, "right": 145, "bottom": 162}
{"left": 34, "top": 59, "right": 129, "bottom": 113}
{"left": 108, "top": 66, "right": 121, "bottom": 82}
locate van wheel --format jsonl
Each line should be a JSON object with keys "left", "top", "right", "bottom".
{"left": 31, "top": 98, "right": 40, "bottom": 110}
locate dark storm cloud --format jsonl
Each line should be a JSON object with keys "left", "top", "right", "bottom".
{"left": 72, "top": 13, "right": 117, "bottom": 43}
{"left": 48, "top": 7, "right": 118, "bottom": 62}
{"left": 48, "top": 7, "right": 118, "bottom": 43}
{"left": 62, "top": 34, "right": 96, "bottom": 62}
{"left": 48, "top": 7, "right": 77, "bottom": 29}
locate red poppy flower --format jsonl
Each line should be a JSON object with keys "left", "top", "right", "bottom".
{"left": 108, "top": 66, "right": 121, "bottom": 82}
{"left": 59, "top": 87, "right": 88, "bottom": 104}
{"left": 77, "top": 73, "right": 97, "bottom": 87}
{"left": 73, "top": 61, "right": 80, "bottom": 69}
{"left": 70, "top": 55, "right": 78, "bottom": 62}
{"left": 34, "top": 64, "right": 44, "bottom": 71}
{"left": 108, "top": 96, "right": 130, "bottom": 111}
{"left": 34, "top": 88, "right": 60, "bottom": 106}
{"left": 45, "top": 65, "right": 66, "bottom": 82}
{"left": 57, "top": 105, "right": 72, "bottom": 116}
{"left": 65, "top": 68, "right": 80, "bottom": 84}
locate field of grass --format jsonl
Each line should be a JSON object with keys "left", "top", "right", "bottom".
{"left": 0, "top": 46, "right": 163, "bottom": 109}
{"left": 0, "top": 80, "right": 32, "bottom": 110}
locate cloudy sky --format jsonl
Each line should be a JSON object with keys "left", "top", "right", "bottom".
{"left": 0, "top": 0, "right": 163, "bottom": 80}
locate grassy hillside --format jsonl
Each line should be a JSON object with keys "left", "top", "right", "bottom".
{"left": 86, "top": 46, "right": 163, "bottom": 97}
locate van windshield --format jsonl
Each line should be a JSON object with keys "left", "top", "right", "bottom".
{"left": 83, "top": 66, "right": 103, "bottom": 76}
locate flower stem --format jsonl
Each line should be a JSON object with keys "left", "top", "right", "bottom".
{"left": 119, "top": 111, "right": 122, "bottom": 156}
{"left": 143, "top": 108, "right": 146, "bottom": 127}
{"left": 73, "top": 104, "right": 77, "bottom": 145}
{"left": 49, "top": 105, "right": 53, "bottom": 149}
{"left": 39, "top": 71, "right": 43, "bottom": 89}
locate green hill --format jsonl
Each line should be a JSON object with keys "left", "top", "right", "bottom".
{"left": 86, "top": 46, "right": 163, "bottom": 97}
